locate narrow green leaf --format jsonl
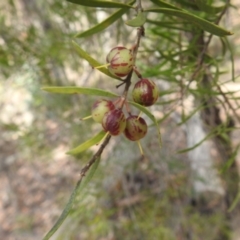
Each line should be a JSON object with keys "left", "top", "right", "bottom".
{"left": 66, "top": 0, "right": 134, "bottom": 8}
{"left": 67, "top": 130, "right": 107, "bottom": 155}
{"left": 178, "top": 130, "right": 215, "bottom": 153}
{"left": 72, "top": 41, "right": 121, "bottom": 80}
{"left": 147, "top": 19, "right": 190, "bottom": 31}
{"left": 145, "top": 8, "right": 233, "bottom": 36}
{"left": 125, "top": 12, "right": 146, "bottom": 27}
{"left": 75, "top": 0, "right": 135, "bottom": 38}
{"left": 128, "top": 101, "right": 162, "bottom": 146}
{"left": 228, "top": 190, "right": 240, "bottom": 212}
{"left": 195, "top": 0, "right": 225, "bottom": 14}
{"left": 220, "top": 144, "right": 240, "bottom": 174}
{"left": 149, "top": 0, "right": 182, "bottom": 10}
{"left": 224, "top": 37, "right": 235, "bottom": 82}
{"left": 42, "top": 86, "right": 119, "bottom": 98}
{"left": 177, "top": 105, "right": 203, "bottom": 126}
{"left": 43, "top": 157, "right": 101, "bottom": 240}
{"left": 155, "top": 109, "right": 175, "bottom": 125}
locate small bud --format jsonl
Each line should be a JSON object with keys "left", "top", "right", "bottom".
{"left": 124, "top": 115, "right": 147, "bottom": 141}
{"left": 106, "top": 46, "right": 133, "bottom": 78}
{"left": 132, "top": 78, "right": 159, "bottom": 106}
{"left": 102, "top": 109, "right": 126, "bottom": 136}
{"left": 92, "top": 99, "right": 115, "bottom": 123}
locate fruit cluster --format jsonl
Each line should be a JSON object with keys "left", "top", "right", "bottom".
{"left": 91, "top": 46, "right": 159, "bottom": 142}
{"left": 92, "top": 99, "right": 147, "bottom": 141}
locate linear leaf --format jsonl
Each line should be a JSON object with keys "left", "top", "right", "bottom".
{"left": 177, "top": 105, "right": 203, "bottom": 126}
{"left": 220, "top": 144, "right": 240, "bottom": 174}
{"left": 145, "top": 8, "right": 233, "bottom": 36}
{"left": 228, "top": 190, "right": 240, "bottom": 212}
{"left": 42, "top": 86, "right": 119, "bottom": 98}
{"left": 66, "top": 0, "right": 134, "bottom": 8}
{"left": 149, "top": 0, "right": 182, "bottom": 10}
{"left": 178, "top": 130, "right": 215, "bottom": 153}
{"left": 67, "top": 130, "right": 107, "bottom": 155}
{"left": 147, "top": 19, "right": 190, "bottom": 31}
{"left": 195, "top": 0, "right": 225, "bottom": 14}
{"left": 43, "top": 157, "right": 101, "bottom": 240}
{"left": 72, "top": 41, "right": 121, "bottom": 80}
{"left": 128, "top": 101, "right": 162, "bottom": 146}
{"left": 224, "top": 37, "right": 235, "bottom": 82}
{"left": 75, "top": 0, "right": 135, "bottom": 38}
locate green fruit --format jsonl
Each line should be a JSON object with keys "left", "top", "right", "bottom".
{"left": 106, "top": 46, "right": 133, "bottom": 78}
{"left": 102, "top": 109, "right": 126, "bottom": 136}
{"left": 124, "top": 115, "right": 147, "bottom": 141}
{"left": 132, "top": 78, "right": 159, "bottom": 106}
{"left": 92, "top": 99, "right": 115, "bottom": 123}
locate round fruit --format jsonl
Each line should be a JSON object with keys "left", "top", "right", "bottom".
{"left": 92, "top": 99, "right": 115, "bottom": 123}
{"left": 132, "top": 78, "right": 159, "bottom": 106}
{"left": 124, "top": 115, "right": 147, "bottom": 141}
{"left": 102, "top": 109, "right": 126, "bottom": 136}
{"left": 106, "top": 46, "right": 133, "bottom": 78}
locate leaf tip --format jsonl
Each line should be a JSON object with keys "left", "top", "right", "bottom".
{"left": 66, "top": 149, "right": 75, "bottom": 155}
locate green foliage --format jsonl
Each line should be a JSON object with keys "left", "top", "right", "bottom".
{"left": 67, "top": 130, "right": 107, "bottom": 155}
{"left": 66, "top": 0, "right": 135, "bottom": 8}
{"left": 74, "top": 0, "right": 136, "bottom": 37}
{"left": 145, "top": 8, "right": 232, "bottom": 36}
{"left": 195, "top": 0, "right": 225, "bottom": 14}
{"left": 42, "top": 86, "right": 119, "bottom": 97}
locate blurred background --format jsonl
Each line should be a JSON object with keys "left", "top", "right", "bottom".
{"left": 1, "top": 0, "right": 240, "bottom": 239}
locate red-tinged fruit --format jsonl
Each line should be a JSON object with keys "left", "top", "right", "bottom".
{"left": 132, "top": 78, "right": 159, "bottom": 106}
{"left": 124, "top": 115, "right": 147, "bottom": 141}
{"left": 92, "top": 99, "right": 115, "bottom": 123}
{"left": 106, "top": 46, "right": 133, "bottom": 78}
{"left": 102, "top": 109, "right": 126, "bottom": 136}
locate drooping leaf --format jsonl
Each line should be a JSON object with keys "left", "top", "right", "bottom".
{"left": 43, "top": 157, "right": 101, "bottom": 240}
{"left": 145, "top": 8, "right": 233, "bottom": 36}
{"left": 66, "top": 0, "right": 134, "bottom": 8}
{"left": 71, "top": 41, "right": 122, "bottom": 80}
{"left": 128, "top": 101, "right": 162, "bottom": 146}
{"left": 125, "top": 12, "right": 146, "bottom": 27}
{"left": 75, "top": 0, "right": 136, "bottom": 38}
{"left": 42, "top": 86, "right": 119, "bottom": 98}
{"left": 67, "top": 130, "right": 107, "bottom": 155}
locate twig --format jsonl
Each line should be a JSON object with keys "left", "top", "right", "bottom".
{"left": 79, "top": 134, "right": 112, "bottom": 177}
{"left": 78, "top": 6, "right": 145, "bottom": 180}
{"left": 216, "top": 83, "right": 240, "bottom": 123}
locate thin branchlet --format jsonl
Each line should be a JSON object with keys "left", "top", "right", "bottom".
{"left": 78, "top": 6, "right": 144, "bottom": 179}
